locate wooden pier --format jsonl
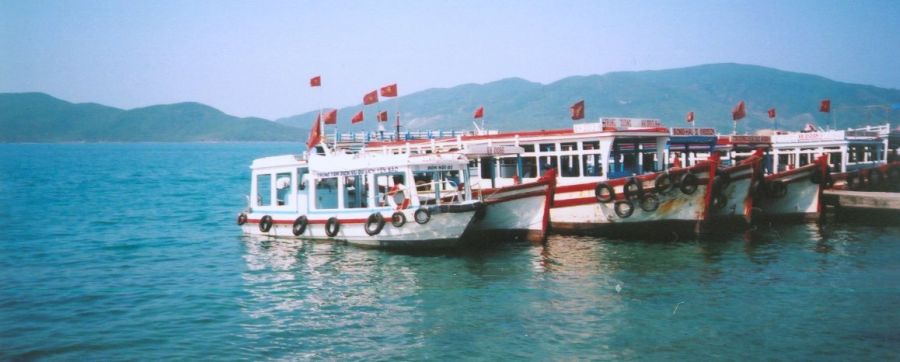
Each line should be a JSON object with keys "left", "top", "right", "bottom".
{"left": 823, "top": 190, "right": 900, "bottom": 210}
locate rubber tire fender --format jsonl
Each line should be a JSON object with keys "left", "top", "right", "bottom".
{"left": 614, "top": 200, "right": 635, "bottom": 218}
{"left": 639, "top": 194, "right": 660, "bottom": 212}
{"left": 623, "top": 177, "right": 643, "bottom": 200}
{"left": 259, "top": 215, "right": 273, "bottom": 233}
{"left": 414, "top": 208, "right": 431, "bottom": 224}
{"left": 391, "top": 211, "right": 407, "bottom": 227}
{"left": 679, "top": 173, "right": 699, "bottom": 195}
{"left": 292, "top": 215, "right": 308, "bottom": 236}
{"left": 654, "top": 174, "right": 673, "bottom": 194}
{"left": 594, "top": 183, "right": 615, "bottom": 203}
{"left": 325, "top": 217, "right": 340, "bottom": 237}
{"left": 237, "top": 213, "right": 248, "bottom": 226}
{"left": 364, "top": 213, "right": 385, "bottom": 236}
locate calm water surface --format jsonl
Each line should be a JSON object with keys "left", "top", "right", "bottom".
{"left": 1, "top": 143, "right": 899, "bottom": 360}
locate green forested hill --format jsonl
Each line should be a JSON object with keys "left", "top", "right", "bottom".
{"left": 0, "top": 93, "right": 307, "bottom": 142}
{"left": 277, "top": 63, "right": 900, "bottom": 133}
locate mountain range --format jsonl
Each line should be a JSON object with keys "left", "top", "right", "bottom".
{"left": 0, "top": 93, "right": 306, "bottom": 142}
{"left": 3, "top": 63, "right": 899, "bottom": 142}
{"left": 277, "top": 63, "right": 900, "bottom": 134}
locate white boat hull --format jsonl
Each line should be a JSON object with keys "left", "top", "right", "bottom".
{"left": 240, "top": 204, "right": 479, "bottom": 249}
{"left": 756, "top": 157, "right": 827, "bottom": 220}
{"left": 468, "top": 178, "right": 555, "bottom": 242}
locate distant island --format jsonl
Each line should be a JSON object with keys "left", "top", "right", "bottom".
{"left": 3, "top": 63, "right": 899, "bottom": 142}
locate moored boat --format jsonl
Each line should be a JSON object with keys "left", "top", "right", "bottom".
{"left": 754, "top": 154, "right": 829, "bottom": 220}
{"left": 237, "top": 150, "right": 483, "bottom": 249}
{"left": 365, "top": 117, "right": 719, "bottom": 237}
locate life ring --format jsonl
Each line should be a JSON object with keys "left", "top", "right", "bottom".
{"left": 391, "top": 211, "right": 407, "bottom": 227}
{"left": 767, "top": 180, "right": 787, "bottom": 198}
{"left": 236, "top": 213, "right": 248, "bottom": 225}
{"left": 365, "top": 213, "right": 385, "bottom": 236}
{"left": 623, "top": 177, "right": 643, "bottom": 200}
{"left": 654, "top": 174, "right": 673, "bottom": 194}
{"left": 259, "top": 215, "right": 273, "bottom": 233}
{"left": 325, "top": 217, "right": 340, "bottom": 237}
{"left": 292, "top": 215, "right": 308, "bottom": 236}
{"left": 639, "top": 194, "right": 660, "bottom": 212}
{"left": 414, "top": 208, "right": 431, "bottom": 224}
{"left": 680, "top": 173, "right": 699, "bottom": 195}
{"left": 614, "top": 200, "right": 634, "bottom": 218}
{"left": 710, "top": 193, "right": 728, "bottom": 210}
{"left": 594, "top": 183, "right": 615, "bottom": 203}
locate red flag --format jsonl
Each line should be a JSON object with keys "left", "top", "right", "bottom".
{"left": 686, "top": 111, "right": 694, "bottom": 123}
{"left": 310, "top": 76, "right": 321, "bottom": 87}
{"left": 363, "top": 90, "right": 379, "bottom": 105}
{"left": 732, "top": 100, "right": 746, "bottom": 121}
{"left": 570, "top": 100, "right": 585, "bottom": 121}
{"left": 820, "top": 99, "right": 831, "bottom": 113}
{"left": 473, "top": 106, "right": 484, "bottom": 119}
{"left": 351, "top": 111, "right": 364, "bottom": 124}
{"left": 377, "top": 110, "right": 388, "bottom": 122}
{"left": 323, "top": 109, "right": 337, "bottom": 125}
{"left": 768, "top": 108, "right": 776, "bottom": 118}
{"left": 306, "top": 115, "right": 322, "bottom": 149}
{"left": 380, "top": 84, "right": 398, "bottom": 97}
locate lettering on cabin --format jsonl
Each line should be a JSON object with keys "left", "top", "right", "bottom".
{"left": 772, "top": 130, "right": 845, "bottom": 144}
{"left": 731, "top": 135, "right": 770, "bottom": 144}
{"left": 671, "top": 128, "right": 716, "bottom": 136}
{"left": 317, "top": 166, "right": 402, "bottom": 177}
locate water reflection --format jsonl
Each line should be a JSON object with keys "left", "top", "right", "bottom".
{"left": 238, "top": 236, "right": 423, "bottom": 359}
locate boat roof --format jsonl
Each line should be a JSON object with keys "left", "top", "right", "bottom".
{"left": 365, "top": 117, "right": 669, "bottom": 149}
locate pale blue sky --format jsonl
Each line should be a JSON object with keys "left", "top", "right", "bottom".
{"left": 2, "top": 0, "right": 899, "bottom": 119}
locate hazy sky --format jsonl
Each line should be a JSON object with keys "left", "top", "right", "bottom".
{"left": 2, "top": 0, "right": 899, "bottom": 119}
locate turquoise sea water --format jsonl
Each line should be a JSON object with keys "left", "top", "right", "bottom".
{"left": 1, "top": 143, "right": 899, "bottom": 360}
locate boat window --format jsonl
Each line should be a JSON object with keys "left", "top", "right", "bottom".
{"left": 315, "top": 177, "right": 339, "bottom": 209}
{"left": 275, "top": 172, "right": 292, "bottom": 206}
{"left": 522, "top": 144, "right": 535, "bottom": 153}
{"left": 521, "top": 156, "right": 537, "bottom": 178}
{"left": 582, "top": 141, "right": 600, "bottom": 151}
{"left": 540, "top": 155, "right": 557, "bottom": 176}
{"left": 583, "top": 154, "right": 602, "bottom": 177}
{"left": 582, "top": 141, "right": 602, "bottom": 176}
{"left": 413, "top": 172, "right": 435, "bottom": 205}
{"left": 343, "top": 176, "right": 367, "bottom": 209}
{"left": 256, "top": 173, "right": 272, "bottom": 206}
{"left": 297, "top": 167, "right": 309, "bottom": 190}
{"left": 561, "top": 154, "right": 581, "bottom": 177}
{"left": 467, "top": 159, "right": 480, "bottom": 179}
{"left": 499, "top": 157, "right": 518, "bottom": 178}
{"left": 375, "top": 173, "right": 410, "bottom": 209}
{"left": 642, "top": 153, "right": 656, "bottom": 173}
{"left": 539, "top": 143, "right": 556, "bottom": 153}
{"left": 480, "top": 157, "right": 495, "bottom": 179}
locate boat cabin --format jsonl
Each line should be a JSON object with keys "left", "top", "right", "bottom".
{"left": 248, "top": 152, "right": 474, "bottom": 216}
{"left": 363, "top": 117, "right": 671, "bottom": 187}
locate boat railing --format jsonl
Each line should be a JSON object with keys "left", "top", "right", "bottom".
{"left": 327, "top": 129, "right": 498, "bottom": 144}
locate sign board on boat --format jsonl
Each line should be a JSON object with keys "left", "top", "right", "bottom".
{"left": 772, "top": 130, "right": 845, "bottom": 144}
{"left": 729, "top": 135, "right": 771, "bottom": 144}
{"left": 671, "top": 128, "right": 716, "bottom": 136}
{"left": 574, "top": 117, "right": 662, "bottom": 133}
